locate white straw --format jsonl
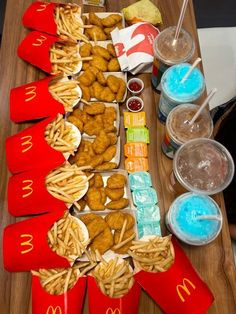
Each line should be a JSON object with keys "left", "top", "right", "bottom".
{"left": 172, "top": 0, "right": 189, "bottom": 46}
{"left": 188, "top": 88, "right": 217, "bottom": 125}
{"left": 181, "top": 58, "right": 201, "bottom": 83}
{"left": 196, "top": 215, "right": 221, "bottom": 221}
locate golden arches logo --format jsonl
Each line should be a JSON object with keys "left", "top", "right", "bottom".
{"left": 176, "top": 278, "right": 196, "bottom": 302}
{"left": 32, "top": 35, "right": 47, "bottom": 47}
{"left": 20, "top": 234, "right": 34, "bottom": 254}
{"left": 46, "top": 306, "right": 62, "bottom": 314}
{"left": 21, "top": 135, "right": 33, "bottom": 153}
{"left": 36, "top": 2, "right": 50, "bottom": 12}
{"left": 22, "top": 180, "right": 33, "bottom": 198}
{"left": 25, "top": 86, "right": 37, "bottom": 102}
{"left": 106, "top": 308, "right": 121, "bottom": 314}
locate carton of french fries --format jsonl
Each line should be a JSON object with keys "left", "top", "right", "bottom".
{"left": 131, "top": 236, "right": 214, "bottom": 314}
{"left": 3, "top": 211, "right": 90, "bottom": 271}
{"left": 17, "top": 31, "right": 85, "bottom": 75}
{"left": 6, "top": 115, "right": 81, "bottom": 174}
{"left": 87, "top": 257, "right": 141, "bottom": 314}
{"left": 22, "top": 2, "right": 89, "bottom": 42}
{"left": 10, "top": 75, "right": 82, "bottom": 122}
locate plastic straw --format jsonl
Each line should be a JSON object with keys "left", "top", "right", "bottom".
{"left": 181, "top": 58, "right": 201, "bottom": 83}
{"left": 188, "top": 88, "right": 217, "bottom": 125}
{"left": 172, "top": 0, "right": 189, "bottom": 46}
{"left": 196, "top": 215, "right": 221, "bottom": 221}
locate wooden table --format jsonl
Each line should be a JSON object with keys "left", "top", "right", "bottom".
{"left": 0, "top": 1, "right": 235, "bottom": 313}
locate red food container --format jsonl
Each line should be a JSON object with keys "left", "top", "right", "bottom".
{"left": 134, "top": 237, "right": 214, "bottom": 314}
{"left": 32, "top": 274, "right": 86, "bottom": 314}
{"left": 17, "top": 31, "right": 61, "bottom": 74}
{"left": 10, "top": 76, "right": 65, "bottom": 122}
{"left": 87, "top": 276, "right": 141, "bottom": 314}
{"left": 7, "top": 163, "right": 67, "bottom": 217}
{"left": 3, "top": 210, "right": 70, "bottom": 272}
{"left": 5, "top": 116, "right": 66, "bottom": 174}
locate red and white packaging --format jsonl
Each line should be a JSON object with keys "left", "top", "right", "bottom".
{"left": 87, "top": 276, "right": 141, "bottom": 314}
{"left": 111, "top": 22, "right": 159, "bottom": 74}
{"left": 5, "top": 116, "right": 66, "bottom": 174}
{"left": 17, "top": 31, "right": 61, "bottom": 74}
{"left": 134, "top": 237, "right": 214, "bottom": 314}
{"left": 3, "top": 210, "right": 70, "bottom": 272}
{"left": 10, "top": 76, "right": 65, "bottom": 122}
{"left": 32, "top": 274, "right": 86, "bottom": 314}
{"left": 7, "top": 163, "right": 67, "bottom": 217}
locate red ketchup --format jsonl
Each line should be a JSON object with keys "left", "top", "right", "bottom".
{"left": 129, "top": 81, "right": 142, "bottom": 92}
{"left": 128, "top": 99, "right": 142, "bottom": 111}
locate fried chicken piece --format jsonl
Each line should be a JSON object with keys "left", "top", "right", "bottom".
{"left": 89, "top": 12, "right": 103, "bottom": 28}
{"left": 88, "top": 175, "right": 95, "bottom": 187}
{"left": 102, "top": 145, "right": 116, "bottom": 162}
{"left": 105, "top": 187, "right": 124, "bottom": 201}
{"left": 90, "top": 227, "right": 113, "bottom": 255}
{"left": 78, "top": 69, "right": 96, "bottom": 87}
{"left": 106, "top": 75, "right": 120, "bottom": 93}
{"left": 86, "top": 26, "right": 107, "bottom": 41}
{"left": 106, "top": 198, "right": 129, "bottom": 210}
{"left": 89, "top": 66, "right": 100, "bottom": 76}
{"left": 95, "top": 162, "right": 117, "bottom": 171}
{"left": 80, "top": 43, "right": 92, "bottom": 57}
{"left": 107, "top": 133, "right": 118, "bottom": 145}
{"left": 113, "top": 228, "right": 135, "bottom": 254}
{"left": 80, "top": 84, "right": 90, "bottom": 101}
{"left": 102, "top": 14, "right": 122, "bottom": 27}
{"left": 108, "top": 58, "right": 120, "bottom": 72}
{"left": 80, "top": 213, "right": 102, "bottom": 225}
{"left": 67, "top": 115, "right": 83, "bottom": 133}
{"left": 83, "top": 140, "right": 95, "bottom": 157}
{"left": 96, "top": 71, "right": 106, "bottom": 86}
{"left": 87, "top": 218, "right": 107, "bottom": 239}
{"left": 107, "top": 43, "right": 117, "bottom": 57}
{"left": 89, "top": 154, "right": 104, "bottom": 168}
{"left": 92, "top": 82, "right": 103, "bottom": 99}
{"left": 90, "top": 55, "right": 108, "bottom": 72}
{"left": 104, "top": 106, "right": 116, "bottom": 121}
{"left": 84, "top": 103, "right": 105, "bottom": 115}
{"left": 100, "top": 87, "right": 116, "bottom": 102}
{"left": 94, "top": 174, "right": 104, "bottom": 188}
{"left": 104, "top": 22, "right": 123, "bottom": 39}
{"left": 77, "top": 198, "right": 86, "bottom": 211}
{"left": 99, "top": 187, "right": 107, "bottom": 204}
{"left": 92, "top": 45, "right": 111, "bottom": 60}
{"left": 87, "top": 187, "right": 105, "bottom": 211}
{"left": 107, "top": 174, "right": 127, "bottom": 189}
{"left": 104, "top": 124, "right": 116, "bottom": 133}
{"left": 84, "top": 120, "right": 102, "bottom": 136}
{"left": 75, "top": 152, "right": 91, "bottom": 166}
{"left": 116, "top": 78, "right": 126, "bottom": 102}
{"left": 90, "top": 85, "right": 95, "bottom": 98}
{"left": 92, "top": 131, "right": 110, "bottom": 154}
{"left": 105, "top": 211, "right": 126, "bottom": 230}
{"left": 73, "top": 108, "right": 90, "bottom": 124}
{"left": 82, "top": 62, "right": 90, "bottom": 71}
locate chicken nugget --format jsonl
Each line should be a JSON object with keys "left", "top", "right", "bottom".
{"left": 75, "top": 152, "right": 91, "bottom": 166}
{"left": 105, "top": 187, "right": 124, "bottom": 201}
{"left": 80, "top": 213, "right": 102, "bottom": 225}
{"left": 92, "top": 82, "right": 103, "bottom": 99}
{"left": 106, "top": 198, "right": 129, "bottom": 210}
{"left": 108, "top": 58, "right": 120, "bottom": 72}
{"left": 87, "top": 187, "right": 105, "bottom": 211}
{"left": 94, "top": 174, "right": 104, "bottom": 188}
{"left": 90, "top": 85, "right": 95, "bottom": 98}
{"left": 87, "top": 26, "right": 107, "bottom": 41}
{"left": 90, "top": 55, "right": 108, "bottom": 72}
{"left": 104, "top": 106, "right": 117, "bottom": 120}
{"left": 100, "top": 87, "right": 116, "bottom": 102}
{"left": 85, "top": 103, "right": 105, "bottom": 115}
{"left": 87, "top": 218, "right": 107, "bottom": 239}
{"left": 84, "top": 120, "right": 102, "bottom": 136}
{"left": 99, "top": 187, "right": 107, "bottom": 205}
{"left": 80, "top": 43, "right": 92, "bottom": 57}
{"left": 104, "top": 22, "right": 123, "bottom": 39}
{"left": 116, "top": 78, "right": 126, "bottom": 102}
{"left": 79, "top": 84, "right": 90, "bottom": 101}
{"left": 96, "top": 71, "right": 106, "bottom": 86}
{"left": 102, "top": 14, "right": 122, "bottom": 27}
{"left": 67, "top": 115, "right": 83, "bottom": 133}
{"left": 106, "top": 75, "right": 120, "bottom": 93}
{"left": 107, "top": 133, "right": 118, "bottom": 145}
{"left": 83, "top": 140, "right": 95, "bottom": 157}
{"left": 104, "top": 124, "right": 116, "bottom": 133}
{"left": 102, "top": 145, "right": 116, "bottom": 162}
{"left": 92, "top": 131, "right": 110, "bottom": 154}
{"left": 88, "top": 175, "right": 95, "bottom": 187}
{"left": 77, "top": 198, "right": 86, "bottom": 211}
{"left": 73, "top": 108, "right": 90, "bottom": 124}
{"left": 89, "top": 154, "right": 104, "bottom": 168}
{"left": 89, "top": 12, "right": 103, "bottom": 27}
{"left": 105, "top": 211, "right": 126, "bottom": 230}
{"left": 82, "top": 62, "right": 90, "bottom": 71}
{"left": 107, "top": 174, "right": 127, "bottom": 189}
{"left": 107, "top": 43, "right": 117, "bottom": 57}
{"left": 113, "top": 228, "right": 135, "bottom": 254}
{"left": 89, "top": 66, "right": 99, "bottom": 76}
{"left": 92, "top": 45, "right": 111, "bottom": 60}
{"left": 95, "top": 162, "right": 117, "bottom": 171}
{"left": 78, "top": 69, "right": 96, "bottom": 87}
{"left": 90, "top": 227, "right": 113, "bottom": 255}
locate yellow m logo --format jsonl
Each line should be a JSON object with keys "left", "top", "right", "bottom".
{"left": 25, "top": 86, "right": 37, "bottom": 102}
{"left": 21, "top": 135, "right": 33, "bottom": 153}
{"left": 32, "top": 35, "right": 47, "bottom": 47}
{"left": 176, "top": 278, "right": 196, "bottom": 302}
{"left": 46, "top": 306, "right": 62, "bottom": 314}
{"left": 20, "top": 234, "right": 34, "bottom": 254}
{"left": 22, "top": 180, "right": 33, "bottom": 198}
{"left": 106, "top": 308, "right": 121, "bottom": 314}
{"left": 36, "top": 3, "right": 50, "bottom": 12}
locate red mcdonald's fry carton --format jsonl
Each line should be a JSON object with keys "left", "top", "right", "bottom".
{"left": 5, "top": 116, "right": 66, "bottom": 174}
{"left": 22, "top": 2, "right": 58, "bottom": 35}
{"left": 134, "top": 237, "right": 214, "bottom": 314}
{"left": 3, "top": 211, "right": 70, "bottom": 272}
{"left": 17, "top": 31, "right": 61, "bottom": 73}
{"left": 7, "top": 163, "right": 67, "bottom": 217}
{"left": 10, "top": 76, "right": 65, "bottom": 122}
{"left": 32, "top": 274, "right": 86, "bottom": 314}
{"left": 87, "top": 276, "right": 141, "bottom": 314}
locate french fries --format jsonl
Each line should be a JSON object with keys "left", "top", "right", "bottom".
{"left": 45, "top": 114, "right": 78, "bottom": 155}
{"left": 54, "top": 4, "right": 90, "bottom": 42}
{"left": 32, "top": 262, "right": 96, "bottom": 295}
{"left": 46, "top": 163, "right": 93, "bottom": 210}
{"left": 47, "top": 212, "right": 90, "bottom": 262}
{"left": 128, "top": 236, "right": 174, "bottom": 272}
{"left": 92, "top": 258, "right": 134, "bottom": 298}
{"left": 49, "top": 78, "right": 81, "bottom": 112}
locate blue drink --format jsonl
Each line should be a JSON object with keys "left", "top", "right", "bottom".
{"left": 166, "top": 193, "right": 222, "bottom": 245}
{"left": 158, "top": 63, "right": 205, "bottom": 123}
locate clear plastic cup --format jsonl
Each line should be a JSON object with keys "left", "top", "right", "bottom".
{"left": 172, "top": 138, "right": 235, "bottom": 195}
{"left": 151, "top": 26, "right": 195, "bottom": 90}
{"left": 165, "top": 192, "right": 223, "bottom": 246}
{"left": 162, "top": 104, "right": 213, "bottom": 158}
{"left": 158, "top": 63, "right": 205, "bottom": 123}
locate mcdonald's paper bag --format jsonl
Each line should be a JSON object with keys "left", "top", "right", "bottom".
{"left": 87, "top": 276, "right": 141, "bottom": 314}
{"left": 134, "top": 237, "right": 214, "bottom": 314}
{"left": 6, "top": 116, "right": 66, "bottom": 174}
{"left": 17, "top": 31, "right": 61, "bottom": 73}
{"left": 32, "top": 275, "right": 86, "bottom": 314}
{"left": 8, "top": 163, "right": 67, "bottom": 217}
{"left": 3, "top": 211, "right": 70, "bottom": 272}
{"left": 10, "top": 76, "right": 66, "bottom": 122}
